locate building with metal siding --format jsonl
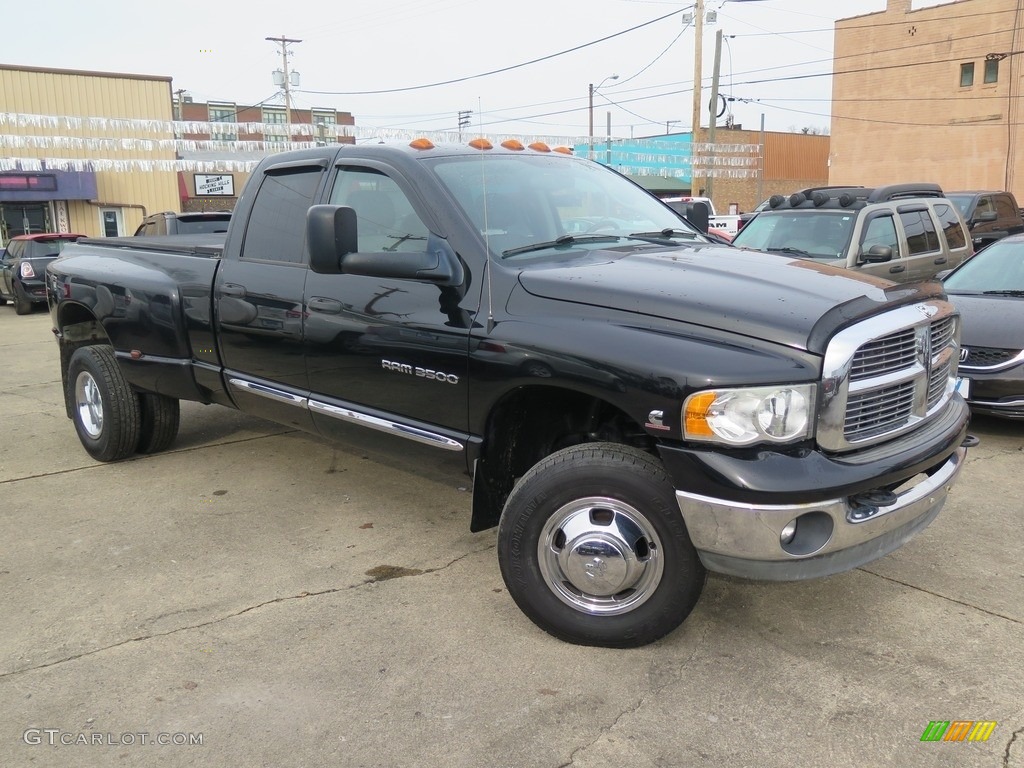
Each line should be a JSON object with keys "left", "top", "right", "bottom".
{"left": 578, "top": 127, "right": 829, "bottom": 214}
{"left": 0, "top": 64, "right": 179, "bottom": 241}
{"left": 831, "top": 0, "right": 1024, "bottom": 199}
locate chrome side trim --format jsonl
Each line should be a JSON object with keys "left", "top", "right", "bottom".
{"left": 228, "top": 378, "right": 308, "bottom": 406}
{"left": 960, "top": 348, "right": 1024, "bottom": 373}
{"left": 970, "top": 397, "right": 1024, "bottom": 407}
{"left": 308, "top": 399, "right": 464, "bottom": 452}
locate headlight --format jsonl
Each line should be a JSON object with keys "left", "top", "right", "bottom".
{"left": 683, "top": 384, "right": 816, "bottom": 446}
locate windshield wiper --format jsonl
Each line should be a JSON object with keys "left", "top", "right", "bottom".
{"left": 981, "top": 289, "right": 1024, "bottom": 296}
{"left": 501, "top": 234, "right": 620, "bottom": 258}
{"left": 767, "top": 246, "right": 813, "bottom": 258}
{"left": 628, "top": 228, "right": 700, "bottom": 242}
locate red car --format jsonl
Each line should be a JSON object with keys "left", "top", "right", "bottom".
{"left": 1, "top": 233, "right": 84, "bottom": 314}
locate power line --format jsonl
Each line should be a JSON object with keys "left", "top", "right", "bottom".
{"left": 296, "top": 5, "right": 688, "bottom": 95}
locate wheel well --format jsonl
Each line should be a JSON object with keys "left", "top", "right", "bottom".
{"left": 56, "top": 304, "right": 110, "bottom": 418}
{"left": 470, "top": 386, "right": 656, "bottom": 532}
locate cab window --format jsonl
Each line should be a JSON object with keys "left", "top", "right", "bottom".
{"left": 329, "top": 167, "right": 428, "bottom": 254}
{"left": 899, "top": 209, "right": 940, "bottom": 255}
{"left": 933, "top": 203, "right": 967, "bottom": 250}
{"left": 860, "top": 215, "right": 899, "bottom": 258}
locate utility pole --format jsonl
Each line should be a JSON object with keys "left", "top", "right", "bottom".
{"left": 266, "top": 35, "right": 302, "bottom": 142}
{"left": 173, "top": 88, "right": 187, "bottom": 139}
{"left": 691, "top": 0, "right": 704, "bottom": 138}
{"left": 706, "top": 29, "right": 723, "bottom": 200}
{"left": 458, "top": 110, "right": 472, "bottom": 141}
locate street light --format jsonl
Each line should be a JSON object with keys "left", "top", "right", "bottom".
{"left": 589, "top": 74, "right": 618, "bottom": 159}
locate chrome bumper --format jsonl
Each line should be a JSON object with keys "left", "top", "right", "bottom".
{"left": 675, "top": 447, "right": 966, "bottom": 581}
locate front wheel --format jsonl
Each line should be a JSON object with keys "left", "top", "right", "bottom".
{"left": 497, "top": 443, "right": 706, "bottom": 648}
{"left": 67, "top": 345, "right": 141, "bottom": 462}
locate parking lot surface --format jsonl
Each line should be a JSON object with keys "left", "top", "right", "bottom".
{"left": 1, "top": 307, "right": 1022, "bottom": 768}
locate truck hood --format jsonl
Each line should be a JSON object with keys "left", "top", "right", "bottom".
{"left": 515, "top": 245, "right": 904, "bottom": 352}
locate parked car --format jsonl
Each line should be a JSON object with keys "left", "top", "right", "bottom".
{"left": 942, "top": 232, "right": 1024, "bottom": 419}
{"left": 730, "top": 183, "right": 972, "bottom": 283}
{"left": 134, "top": 211, "right": 231, "bottom": 236}
{"left": 0, "top": 233, "right": 84, "bottom": 314}
{"left": 946, "top": 190, "right": 1024, "bottom": 251}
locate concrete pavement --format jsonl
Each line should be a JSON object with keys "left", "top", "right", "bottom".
{"left": 1, "top": 306, "right": 1021, "bottom": 768}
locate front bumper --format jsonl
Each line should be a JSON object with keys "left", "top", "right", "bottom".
{"left": 960, "top": 363, "right": 1024, "bottom": 419}
{"left": 659, "top": 396, "right": 970, "bottom": 581}
{"left": 675, "top": 447, "right": 965, "bottom": 580}
{"left": 17, "top": 278, "right": 48, "bottom": 304}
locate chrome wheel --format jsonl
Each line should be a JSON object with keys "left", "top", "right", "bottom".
{"left": 537, "top": 495, "right": 664, "bottom": 615}
{"left": 75, "top": 370, "right": 104, "bottom": 439}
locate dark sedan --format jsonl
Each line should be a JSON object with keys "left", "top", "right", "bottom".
{"left": 0, "top": 233, "right": 84, "bottom": 314}
{"left": 943, "top": 233, "right": 1024, "bottom": 418}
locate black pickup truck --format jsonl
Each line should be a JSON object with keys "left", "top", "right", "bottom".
{"left": 47, "top": 139, "right": 974, "bottom": 647}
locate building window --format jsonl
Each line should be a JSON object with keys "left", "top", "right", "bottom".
{"left": 262, "top": 107, "right": 288, "bottom": 145}
{"left": 312, "top": 110, "right": 337, "bottom": 145}
{"left": 984, "top": 58, "right": 999, "bottom": 84}
{"left": 99, "top": 208, "right": 122, "bottom": 237}
{"left": 960, "top": 62, "right": 975, "bottom": 87}
{"left": 209, "top": 103, "right": 237, "bottom": 141}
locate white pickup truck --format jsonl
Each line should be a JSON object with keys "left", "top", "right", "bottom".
{"left": 662, "top": 196, "right": 742, "bottom": 236}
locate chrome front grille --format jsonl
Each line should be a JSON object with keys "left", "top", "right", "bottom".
{"left": 818, "top": 301, "right": 960, "bottom": 452}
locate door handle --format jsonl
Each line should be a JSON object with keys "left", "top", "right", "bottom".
{"left": 889, "top": 264, "right": 905, "bottom": 273}
{"left": 220, "top": 283, "right": 246, "bottom": 298}
{"left": 307, "top": 296, "right": 343, "bottom": 314}
{"left": 933, "top": 257, "right": 947, "bottom": 264}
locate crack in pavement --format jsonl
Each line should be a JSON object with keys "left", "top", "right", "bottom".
{"left": 857, "top": 568, "right": 1021, "bottom": 625}
{"left": 557, "top": 621, "right": 713, "bottom": 768}
{"left": 0, "top": 544, "right": 495, "bottom": 680}
{"left": 1005, "top": 726, "right": 1024, "bottom": 768}
{"left": 0, "top": 430, "right": 297, "bottom": 486}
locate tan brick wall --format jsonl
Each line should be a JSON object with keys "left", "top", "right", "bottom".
{"left": 831, "top": 0, "right": 1024, "bottom": 198}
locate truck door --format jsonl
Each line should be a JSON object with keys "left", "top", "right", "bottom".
{"left": 896, "top": 205, "right": 943, "bottom": 282}
{"left": 215, "top": 162, "right": 326, "bottom": 430}
{"left": 855, "top": 212, "right": 906, "bottom": 281}
{"left": 303, "top": 164, "right": 474, "bottom": 453}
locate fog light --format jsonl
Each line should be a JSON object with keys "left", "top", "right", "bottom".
{"left": 779, "top": 511, "right": 834, "bottom": 556}
{"left": 780, "top": 520, "right": 798, "bottom": 545}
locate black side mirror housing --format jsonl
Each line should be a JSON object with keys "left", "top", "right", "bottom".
{"left": 308, "top": 205, "right": 358, "bottom": 274}
{"left": 861, "top": 244, "right": 894, "bottom": 263}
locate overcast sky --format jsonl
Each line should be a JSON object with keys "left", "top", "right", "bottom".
{"left": 8, "top": 0, "right": 956, "bottom": 140}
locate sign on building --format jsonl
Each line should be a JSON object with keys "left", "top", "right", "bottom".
{"left": 194, "top": 174, "right": 234, "bottom": 196}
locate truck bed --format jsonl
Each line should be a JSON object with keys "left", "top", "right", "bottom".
{"left": 78, "top": 233, "right": 226, "bottom": 258}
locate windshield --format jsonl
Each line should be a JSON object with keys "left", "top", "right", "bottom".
{"left": 944, "top": 238, "right": 1024, "bottom": 292}
{"left": 944, "top": 194, "right": 971, "bottom": 216}
{"left": 731, "top": 210, "right": 855, "bottom": 260}
{"left": 428, "top": 153, "right": 705, "bottom": 259}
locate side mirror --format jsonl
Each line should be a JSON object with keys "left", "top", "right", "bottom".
{"left": 307, "top": 205, "right": 358, "bottom": 274}
{"left": 860, "top": 244, "right": 893, "bottom": 264}
{"left": 975, "top": 210, "right": 998, "bottom": 225}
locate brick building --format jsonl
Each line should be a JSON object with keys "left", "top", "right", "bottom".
{"left": 173, "top": 98, "right": 355, "bottom": 212}
{"left": 831, "top": 0, "right": 1024, "bottom": 198}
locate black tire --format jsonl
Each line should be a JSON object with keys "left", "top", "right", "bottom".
{"left": 137, "top": 393, "right": 180, "bottom": 454}
{"left": 13, "top": 283, "right": 32, "bottom": 315}
{"left": 67, "top": 345, "right": 141, "bottom": 462}
{"left": 497, "top": 443, "right": 707, "bottom": 648}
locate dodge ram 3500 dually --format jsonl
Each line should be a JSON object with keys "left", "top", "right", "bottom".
{"left": 47, "top": 138, "right": 975, "bottom": 648}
